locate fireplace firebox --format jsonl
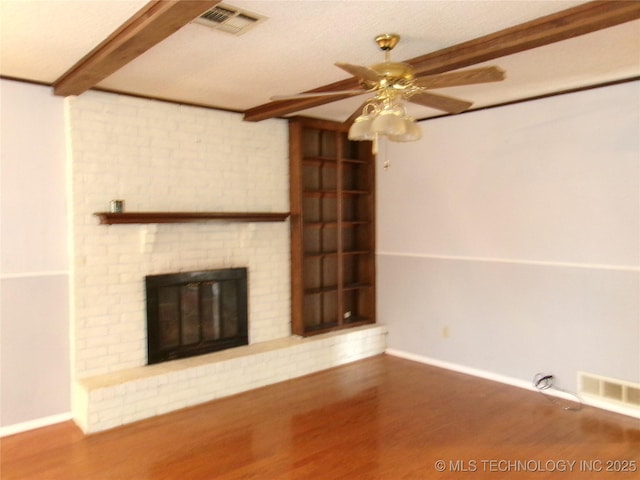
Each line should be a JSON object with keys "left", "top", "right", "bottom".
{"left": 146, "top": 268, "right": 248, "bottom": 364}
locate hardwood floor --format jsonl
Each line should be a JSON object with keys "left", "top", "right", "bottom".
{"left": 2, "top": 354, "right": 639, "bottom": 479}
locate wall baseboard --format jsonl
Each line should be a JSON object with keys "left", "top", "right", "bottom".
{"left": 385, "top": 348, "right": 640, "bottom": 420}
{"left": 3, "top": 350, "right": 636, "bottom": 437}
{"left": 0, "top": 412, "right": 72, "bottom": 437}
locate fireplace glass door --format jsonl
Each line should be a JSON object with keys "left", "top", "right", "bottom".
{"left": 146, "top": 268, "right": 248, "bottom": 364}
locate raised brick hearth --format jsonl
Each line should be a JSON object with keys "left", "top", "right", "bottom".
{"left": 74, "top": 325, "right": 387, "bottom": 433}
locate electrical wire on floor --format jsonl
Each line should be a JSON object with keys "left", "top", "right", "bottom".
{"left": 533, "top": 373, "right": 583, "bottom": 412}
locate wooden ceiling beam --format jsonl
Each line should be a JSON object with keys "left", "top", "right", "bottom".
{"left": 53, "top": 0, "right": 221, "bottom": 97}
{"left": 408, "top": 0, "right": 640, "bottom": 77}
{"left": 243, "top": 0, "right": 640, "bottom": 122}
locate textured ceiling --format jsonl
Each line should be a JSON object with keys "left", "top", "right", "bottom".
{"left": 1, "top": 0, "right": 638, "bottom": 122}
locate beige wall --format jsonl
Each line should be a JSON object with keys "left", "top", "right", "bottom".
{"left": 0, "top": 79, "right": 70, "bottom": 430}
{"left": 378, "top": 81, "right": 640, "bottom": 393}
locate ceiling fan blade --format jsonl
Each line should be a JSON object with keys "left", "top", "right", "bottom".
{"left": 409, "top": 91, "right": 472, "bottom": 114}
{"left": 335, "top": 62, "right": 380, "bottom": 83}
{"left": 270, "top": 90, "right": 365, "bottom": 101}
{"left": 414, "top": 66, "right": 505, "bottom": 89}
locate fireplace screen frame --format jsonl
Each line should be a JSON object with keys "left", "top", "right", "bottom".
{"left": 146, "top": 267, "right": 248, "bottom": 365}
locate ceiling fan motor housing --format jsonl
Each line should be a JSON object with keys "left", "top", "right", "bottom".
{"left": 370, "top": 62, "right": 414, "bottom": 84}
{"left": 370, "top": 34, "right": 414, "bottom": 90}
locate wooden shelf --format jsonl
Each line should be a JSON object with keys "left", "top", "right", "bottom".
{"left": 302, "top": 317, "right": 373, "bottom": 335}
{"left": 302, "top": 190, "right": 338, "bottom": 197}
{"left": 302, "top": 156, "right": 338, "bottom": 165}
{"left": 94, "top": 211, "right": 290, "bottom": 225}
{"left": 342, "top": 189, "right": 370, "bottom": 195}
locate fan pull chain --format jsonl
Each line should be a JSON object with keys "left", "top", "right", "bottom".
{"left": 381, "top": 136, "right": 391, "bottom": 170}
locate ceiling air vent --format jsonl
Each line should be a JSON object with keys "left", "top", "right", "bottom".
{"left": 193, "top": 4, "right": 266, "bottom": 35}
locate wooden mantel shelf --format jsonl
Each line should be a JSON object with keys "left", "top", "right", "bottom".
{"left": 94, "top": 211, "right": 290, "bottom": 225}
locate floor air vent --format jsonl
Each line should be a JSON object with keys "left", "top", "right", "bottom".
{"left": 579, "top": 372, "right": 640, "bottom": 410}
{"left": 193, "top": 4, "right": 266, "bottom": 35}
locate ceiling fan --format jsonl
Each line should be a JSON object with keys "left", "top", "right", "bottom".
{"left": 272, "top": 33, "right": 505, "bottom": 149}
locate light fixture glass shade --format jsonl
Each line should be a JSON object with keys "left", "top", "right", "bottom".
{"left": 388, "top": 117, "right": 422, "bottom": 142}
{"left": 371, "top": 109, "right": 406, "bottom": 136}
{"left": 348, "top": 114, "right": 376, "bottom": 141}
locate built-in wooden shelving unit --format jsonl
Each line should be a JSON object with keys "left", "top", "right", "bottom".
{"left": 94, "top": 212, "right": 290, "bottom": 225}
{"left": 289, "top": 117, "right": 376, "bottom": 336}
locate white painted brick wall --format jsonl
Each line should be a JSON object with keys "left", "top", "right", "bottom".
{"left": 67, "top": 91, "right": 290, "bottom": 378}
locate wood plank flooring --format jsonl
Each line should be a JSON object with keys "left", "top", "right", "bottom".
{"left": 2, "top": 354, "right": 639, "bottom": 479}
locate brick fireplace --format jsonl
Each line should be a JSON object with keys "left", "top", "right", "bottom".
{"left": 67, "top": 91, "right": 386, "bottom": 433}
{"left": 68, "top": 91, "right": 291, "bottom": 379}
